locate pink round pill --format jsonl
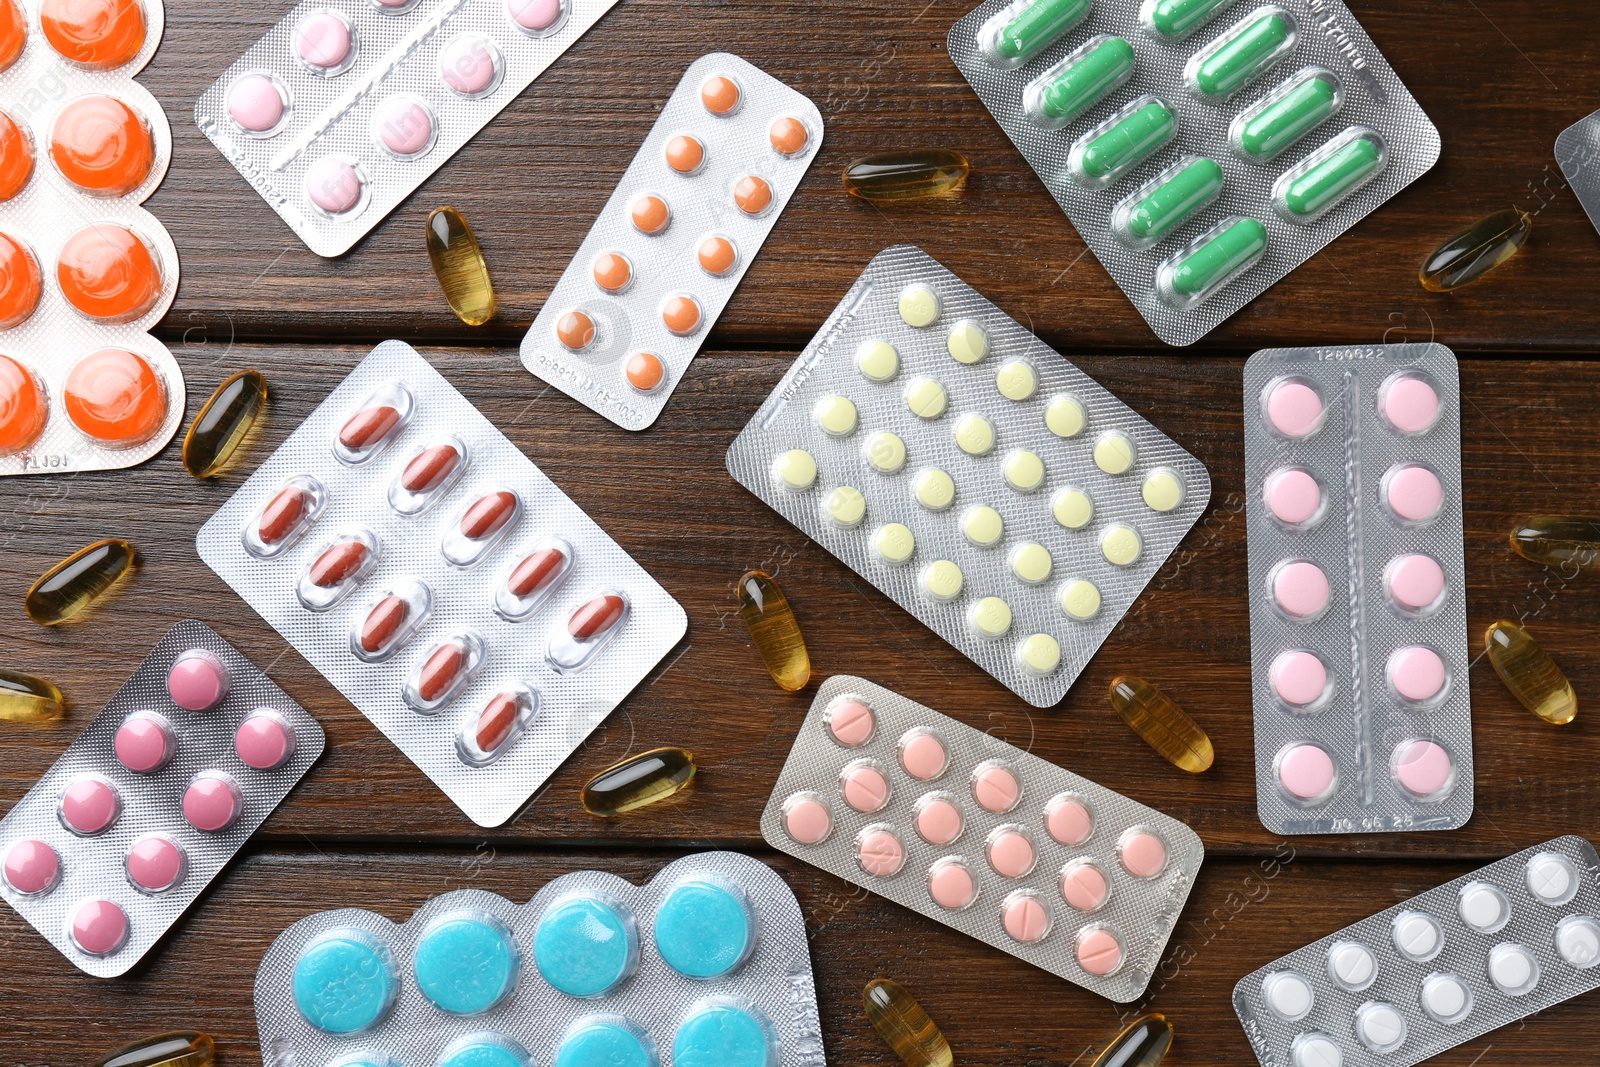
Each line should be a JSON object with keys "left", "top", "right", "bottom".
{"left": 929, "top": 861, "right": 975, "bottom": 910}
{"left": 1384, "top": 464, "right": 1444, "bottom": 523}
{"left": 3, "top": 839, "right": 59, "bottom": 895}
{"left": 61, "top": 777, "right": 119, "bottom": 835}
{"left": 973, "top": 764, "right": 1020, "bottom": 813}
{"left": 1076, "top": 927, "right": 1123, "bottom": 975}
{"left": 783, "top": 794, "right": 830, "bottom": 845}
{"left": 306, "top": 157, "right": 364, "bottom": 216}
{"left": 126, "top": 835, "right": 184, "bottom": 893}
{"left": 506, "top": 0, "right": 563, "bottom": 32}
{"left": 1388, "top": 645, "right": 1446, "bottom": 703}
{"left": 1044, "top": 795, "right": 1093, "bottom": 845}
{"left": 371, "top": 0, "right": 413, "bottom": 8}
{"left": 295, "top": 11, "right": 353, "bottom": 70}
{"left": 987, "top": 829, "right": 1036, "bottom": 879}
{"left": 1381, "top": 375, "right": 1440, "bottom": 434}
{"left": 1272, "top": 560, "right": 1331, "bottom": 619}
{"left": 70, "top": 898, "right": 128, "bottom": 956}
{"left": 373, "top": 96, "right": 433, "bottom": 157}
{"left": 899, "top": 731, "right": 948, "bottom": 780}
{"left": 1060, "top": 862, "right": 1108, "bottom": 911}
{"left": 227, "top": 73, "right": 287, "bottom": 133}
{"left": 439, "top": 34, "right": 501, "bottom": 96}
{"left": 1264, "top": 379, "right": 1324, "bottom": 438}
{"left": 1394, "top": 739, "right": 1453, "bottom": 797}
{"left": 1264, "top": 468, "right": 1322, "bottom": 526}
{"left": 1003, "top": 893, "right": 1050, "bottom": 943}
{"left": 1278, "top": 743, "right": 1336, "bottom": 801}
{"left": 826, "top": 699, "right": 874, "bottom": 746}
{"left": 915, "top": 797, "right": 963, "bottom": 845}
{"left": 236, "top": 711, "right": 296, "bottom": 770}
{"left": 1270, "top": 650, "right": 1327, "bottom": 708}
{"left": 857, "top": 829, "right": 904, "bottom": 877}
{"left": 183, "top": 772, "right": 243, "bottom": 832}
{"left": 115, "top": 712, "right": 174, "bottom": 773}
{"left": 1119, "top": 831, "right": 1167, "bottom": 879}
{"left": 168, "top": 649, "right": 229, "bottom": 711}
{"left": 842, "top": 763, "right": 890, "bottom": 813}
{"left": 1386, "top": 553, "right": 1446, "bottom": 612}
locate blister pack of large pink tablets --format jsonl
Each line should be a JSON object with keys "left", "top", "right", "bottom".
{"left": 1234, "top": 835, "right": 1600, "bottom": 1067}
{"left": 0, "top": 619, "right": 324, "bottom": 977}
{"left": 195, "top": 340, "right": 687, "bottom": 827}
{"left": 194, "top": 0, "right": 622, "bottom": 256}
{"left": 0, "top": 0, "right": 185, "bottom": 475}
{"left": 762, "top": 676, "right": 1204, "bottom": 1001}
{"left": 254, "top": 852, "right": 824, "bottom": 1067}
{"left": 518, "top": 52, "right": 823, "bottom": 430}
{"left": 1242, "top": 343, "right": 1470, "bottom": 836}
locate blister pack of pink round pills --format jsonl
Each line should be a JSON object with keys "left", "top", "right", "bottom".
{"left": 1241, "top": 342, "right": 1471, "bottom": 836}
{"left": 0, "top": 619, "right": 325, "bottom": 977}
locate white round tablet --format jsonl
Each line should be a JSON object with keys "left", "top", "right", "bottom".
{"left": 1262, "top": 970, "right": 1314, "bottom": 1020}
{"left": 1488, "top": 943, "right": 1539, "bottom": 995}
{"left": 1420, "top": 972, "right": 1471, "bottom": 1023}
{"left": 1327, "top": 940, "right": 1376, "bottom": 991}
{"left": 1355, "top": 1002, "right": 1406, "bottom": 1053}
{"left": 1526, "top": 852, "right": 1577, "bottom": 906}
{"left": 1291, "top": 1033, "right": 1342, "bottom": 1067}
{"left": 1556, "top": 916, "right": 1600, "bottom": 968}
{"left": 1392, "top": 910, "right": 1441, "bottom": 961}
{"left": 1458, "top": 882, "right": 1509, "bottom": 933}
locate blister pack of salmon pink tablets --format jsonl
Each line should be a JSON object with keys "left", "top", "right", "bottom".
{"left": 195, "top": 340, "right": 687, "bottom": 827}
{"left": 519, "top": 52, "right": 823, "bottom": 430}
{"left": 947, "top": 0, "right": 1441, "bottom": 346}
{"left": 1556, "top": 109, "right": 1600, "bottom": 239}
{"left": 1234, "top": 835, "right": 1600, "bottom": 1067}
{"left": 762, "top": 676, "right": 1204, "bottom": 1001}
{"left": 0, "top": 0, "right": 185, "bottom": 475}
{"left": 0, "top": 620, "right": 324, "bottom": 977}
{"left": 254, "top": 851, "right": 825, "bottom": 1067}
{"left": 1242, "top": 343, "right": 1469, "bottom": 836}
{"left": 727, "top": 245, "right": 1210, "bottom": 709}
{"left": 195, "top": 0, "right": 623, "bottom": 256}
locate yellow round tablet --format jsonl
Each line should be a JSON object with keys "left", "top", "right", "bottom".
{"left": 947, "top": 318, "right": 988, "bottom": 364}
{"left": 1010, "top": 541, "right": 1053, "bottom": 585}
{"left": 1060, "top": 579, "right": 1102, "bottom": 620}
{"left": 1142, "top": 467, "right": 1184, "bottom": 512}
{"left": 1018, "top": 633, "right": 1061, "bottom": 675}
{"left": 954, "top": 413, "right": 996, "bottom": 456}
{"left": 962, "top": 505, "right": 1003, "bottom": 547}
{"left": 1045, "top": 394, "right": 1086, "bottom": 438}
{"left": 865, "top": 431, "right": 907, "bottom": 473}
{"left": 856, "top": 339, "right": 900, "bottom": 382}
{"left": 898, "top": 282, "right": 940, "bottom": 327}
{"left": 824, "top": 485, "right": 866, "bottom": 528}
{"left": 1003, "top": 449, "right": 1045, "bottom": 493}
{"left": 872, "top": 522, "right": 915, "bottom": 564}
{"left": 1094, "top": 430, "right": 1135, "bottom": 475}
{"left": 773, "top": 449, "right": 816, "bottom": 491}
{"left": 1052, "top": 487, "right": 1093, "bottom": 530}
{"left": 814, "top": 394, "right": 858, "bottom": 438}
{"left": 1101, "top": 523, "right": 1142, "bottom": 566}
{"left": 995, "top": 359, "right": 1038, "bottom": 402}
{"left": 920, "top": 559, "right": 964, "bottom": 601}
{"left": 970, "top": 596, "right": 1012, "bottom": 638}
{"left": 913, "top": 468, "right": 956, "bottom": 511}
{"left": 904, "top": 377, "right": 949, "bottom": 420}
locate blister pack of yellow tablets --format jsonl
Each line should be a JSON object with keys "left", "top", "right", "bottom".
{"left": 0, "top": 0, "right": 184, "bottom": 474}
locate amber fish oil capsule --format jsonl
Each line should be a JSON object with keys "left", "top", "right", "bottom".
{"left": 1109, "top": 675, "right": 1214, "bottom": 772}
{"left": 1485, "top": 621, "right": 1575, "bottom": 725}
{"left": 738, "top": 569, "right": 811, "bottom": 691}
{"left": 183, "top": 369, "right": 266, "bottom": 478}
{"left": 582, "top": 746, "right": 696, "bottom": 815}
{"left": 843, "top": 150, "right": 969, "bottom": 200}
{"left": 862, "top": 977, "right": 953, "bottom": 1067}
{"left": 95, "top": 1032, "right": 216, "bottom": 1067}
{"left": 0, "top": 667, "right": 64, "bottom": 721}
{"left": 26, "top": 538, "right": 135, "bottom": 625}
{"left": 1419, "top": 208, "right": 1530, "bottom": 293}
{"left": 425, "top": 206, "right": 496, "bottom": 326}
{"left": 1091, "top": 1014, "right": 1174, "bottom": 1067}
{"left": 1508, "top": 516, "right": 1600, "bottom": 569}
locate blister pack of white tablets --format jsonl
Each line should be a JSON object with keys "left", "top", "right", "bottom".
{"left": 0, "top": 619, "right": 324, "bottom": 977}
{"left": 1234, "top": 835, "right": 1600, "bottom": 1067}
{"left": 195, "top": 0, "right": 622, "bottom": 256}
{"left": 762, "top": 676, "right": 1204, "bottom": 1002}
{"left": 195, "top": 340, "right": 687, "bottom": 827}
{"left": 726, "top": 245, "right": 1210, "bottom": 709}
{"left": 1556, "top": 109, "right": 1600, "bottom": 239}
{"left": 947, "top": 0, "right": 1441, "bottom": 346}
{"left": 518, "top": 52, "right": 823, "bottom": 431}
{"left": 1242, "top": 343, "right": 1470, "bottom": 836}
{"left": 254, "top": 851, "right": 825, "bottom": 1067}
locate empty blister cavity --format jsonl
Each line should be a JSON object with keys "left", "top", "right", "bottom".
{"left": 1111, "top": 155, "right": 1226, "bottom": 249}
{"left": 1184, "top": 6, "right": 1297, "bottom": 101}
{"left": 443, "top": 487, "right": 522, "bottom": 568}
{"left": 1231, "top": 67, "right": 1343, "bottom": 162}
{"left": 297, "top": 529, "right": 379, "bottom": 611}
{"left": 1274, "top": 127, "right": 1388, "bottom": 224}
{"left": 390, "top": 436, "right": 468, "bottom": 515}
{"left": 457, "top": 685, "right": 539, "bottom": 767}
{"left": 350, "top": 580, "right": 432, "bottom": 662}
{"left": 404, "top": 632, "right": 486, "bottom": 713}
{"left": 244, "top": 475, "right": 325, "bottom": 558}
{"left": 1024, "top": 35, "right": 1137, "bottom": 129}
{"left": 493, "top": 537, "right": 574, "bottom": 621}
{"left": 1069, "top": 95, "right": 1179, "bottom": 189}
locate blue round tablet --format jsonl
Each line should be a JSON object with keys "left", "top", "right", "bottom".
{"left": 414, "top": 916, "right": 518, "bottom": 1016}
{"left": 673, "top": 1005, "right": 773, "bottom": 1067}
{"left": 292, "top": 934, "right": 397, "bottom": 1034}
{"left": 554, "top": 1021, "right": 654, "bottom": 1067}
{"left": 533, "top": 897, "right": 638, "bottom": 997}
{"left": 437, "top": 1038, "right": 527, "bottom": 1067}
{"left": 653, "top": 881, "right": 752, "bottom": 979}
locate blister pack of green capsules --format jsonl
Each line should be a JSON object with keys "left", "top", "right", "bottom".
{"left": 948, "top": 0, "right": 1440, "bottom": 346}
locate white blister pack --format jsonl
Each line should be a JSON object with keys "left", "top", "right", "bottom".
{"left": 1242, "top": 343, "right": 1470, "bottom": 836}
{"left": 947, "top": 0, "right": 1441, "bottom": 346}
{"left": 519, "top": 52, "right": 823, "bottom": 430}
{"left": 726, "top": 245, "right": 1210, "bottom": 708}
{"left": 0, "top": 619, "right": 325, "bottom": 976}
{"left": 1234, "top": 835, "right": 1600, "bottom": 1067}
{"left": 1556, "top": 108, "right": 1600, "bottom": 239}
{"left": 195, "top": 0, "right": 623, "bottom": 256}
{"left": 254, "top": 851, "right": 825, "bottom": 1067}
{"left": 762, "top": 676, "right": 1204, "bottom": 1002}
{"left": 195, "top": 340, "right": 687, "bottom": 827}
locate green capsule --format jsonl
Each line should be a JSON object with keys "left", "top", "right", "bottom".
{"left": 1031, "top": 37, "right": 1137, "bottom": 126}
{"left": 1193, "top": 13, "right": 1293, "bottom": 98}
{"left": 1165, "top": 217, "right": 1268, "bottom": 299}
{"left": 1146, "top": 0, "right": 1237, "bottom": 39}
{"left": 1236, "top": 72, "right": 1339, "bottom": 160}
{"left": 985, "top": 0, "right": 1093, "bottom": 67}
{"left": 1119, "top": 157, "right": 1225, "bottom": 243}
{"left": 1281, "top": 133, "right": 1384, "bottom": 219}
{"left": 1076, "top": 100, "right": 1177, "bottom": 182}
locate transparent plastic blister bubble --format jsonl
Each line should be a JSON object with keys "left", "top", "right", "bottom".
{"left": 518, "top": 53, "right": 824, "bottom": 431}
{"left": 760, "top": 676, "right": 1205, "bottom": 1002}
{"left": 725, "top": 245, "right": 1211, "bottom": 708}
{"left": 0, "top": 619, "right": 325, "bottom": 977}
{"left": 0, "top": 0, "right": 185, "bottom": 475}
{"left": 1241, "top": 343, "right": 1470, "bottom": 835}
{"left": 1556, "top": 109, "right": 1600, "bottom": 240}
{"left": 947, "top": 0, "right": 1441, "bottom": 346}
{"left": 253, "top": 851, "right": 826, "bottom": 1067}
{"left": 193, "top": 0, "right": 624, "bottom": 257}
{"left": 195, "top": 340, "right": 688, "bottom": 827}
{"left": 1233, "top": 836, "right": 1600, "bottom": 1067}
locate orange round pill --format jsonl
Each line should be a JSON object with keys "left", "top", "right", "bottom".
{"left": 0, "top": 354, "right": 45, "bottom": 454}
{"left": 700, "top": 74, "right": 741, "bottom": 115}
{"left": 697, "top": 235, "right": 736, "bottom": 276}
{"left": 630, "top": 193, "right": 669, "bottom": 235}
{"left": 732, "top": 174, "right": 772, "bottom": 217}
{"left": 56, "top": 222, "right": 163, "bottom": 323}
{"left": 555, "top": 309, "right": 595, "bottom": 350}
{"left": 40, "top": 0, "right": 146, "bottom": 70}
{"left": 661, "top": 294, "right": 701, "bottom": 336}
{"left": 0, "top": 233, "right": 40, "bottom": 329}
{"left": 769, "top": 116, "right": 809, "bottom": 157}
{"left": 664, "top": 134, "right": 704, "bottom": 175}
{"left": 591, "top": 252, "right": 632, "bottom": 293}
{"left": 63, "top": 346, "right": 165, "bottom": 446}
{"left": 0, "top": 110, "right": 35, "bottom": 201}
{"left": 50, "top": 94, "right": 154, "bottom": 197}
{"left": 624, "top": 351, "right": 665, "bottom": 393}
{"left": 0, "top": 0, "right": 26, "bottom": 74}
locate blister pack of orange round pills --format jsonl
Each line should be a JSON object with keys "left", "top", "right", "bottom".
{"left": 0, "top": 0, "right": 183, "bottom": 476}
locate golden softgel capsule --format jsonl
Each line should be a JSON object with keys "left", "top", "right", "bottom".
{"left": 1420, "top": 208, "right": 1530, "bottom": 292}
{"left": 426, "top": 206, "right": 496, "bottom": 326}
{"left": 1508, "top": 516, "right": 1600, "bottom": 570}
{"left": 1485, "top": 621, "right": 1575, "bottom": 725}
{"left": 862, "top": 978, "right": 952, "bottom": 1067}
{"left": 738, "top": 569, "right": 811, "bottom": 691}
{"left": 183, "top": 369, "right": 265, "bottom": 477}
{"left": 581, "top": 747, "right": 696, "bottom": 816}
{"left": 1109, "top": 675, "right": 1214, "bottom": 773}
{"left": 843, "top": 149, "right": 969, "bottom": 200}
{"left": 1091, "top": 1014, "right": 1173, "bottom": 1067}
{"left": 25, "top": 538, "right": 134, "bottom": 624}
{"left": 0, "top": 668, "right": 63, "bottom": 721}
{"left": 96, "top": 1032, "right": 215, "bottom": 1067}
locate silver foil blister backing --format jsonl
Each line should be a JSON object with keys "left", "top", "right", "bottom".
{"left": 1556, "top": 108, "right": 1600, "bottom": 239}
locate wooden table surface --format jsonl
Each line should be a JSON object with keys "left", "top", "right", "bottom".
{"left": 5, "top": 1, "right": 1600, "bottom": 1064}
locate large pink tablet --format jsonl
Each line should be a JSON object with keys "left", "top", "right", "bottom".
{"left": 1044, "top": 795, "right": 1093, "bottom": 845}
{"left": 1264, "top": 379, "right": 1323, "bottom": 438}
{"left": 1384, "top": 464, "right": 1443, "bottom": 523}
{"left": 1278, "top": 743, "right": 1336, "bottom": 801}
{"left": 438, "top": 35, "right": 500, "bottom": 96}
{"left": 1388, "top": 645, "right": 1446, "bottom": 703}
{"left": 899, "top": 730, "right": 948, "bottom": 780}
{"left": 1385, "top": 553, "right": 1445, "bottom": 612}
{"left": 973, "top": 763, "right": 1021, "bottom": 813}
{"left": 826, "top": 699, "right": 875, "bottom": 746}
{"left": 305, "top": 157, "right": 363, "bottom": 215}
{"left": 783, "top": 794, "right": 830, "bottom": 845}
{"left": 373, "top": 97, "right": 432, "bottom": 157}
{"left": 236, "top": 710, "right": 296, "bottom": 770}
{"left": 1060, "top": 862, "right": 1108, "bottom": 911}
{"left": 183, "top": 772, "right": 242, "bottom": 832}
{"left": 168, "top": 649, "right": 229, "bottom": 711}
{"left": 295, "top": 11, "right": 352, "bottom": 70}
{"left": 126, "top": 834, "right": 184, "bottom": 893}
{"left": 929, "top": 860, "right": 975, "bottom": 910}
{"left": 1272, "top": 560, "right": 1330, "bottom": 618}
{"left": 70, "top": 898, "right": 127, "bottom": 956}
{"left": 1264, "top": 468, "right": 1321, "bottom": 526}
{"left": 857, "top": 829, "right": 904, "bottom": 877}
{"left": 507, "top": 0, "right": 562, "bottom": 31}
{"left": 915, "top": 796, "right": 963, "bottom": 845}
{"left": 1270, "top": 650, "right": 1327, "bottom": 708}
{"left": 3, "top": 839, "right": 59, "bottom": 894}
{"left": 1076, "top": 927, "right": 1123, "bottom": 975}
{"left": 61, "top": 776, "right": 119, "bottom": 835}
{"left": 115, "top": 712, "right": 174, "bottom": 773}
{"left": 1394, "top": 739, "right": 1452, "bottom": 797}
{"left": 987, "top": 829, "right": 1036, "bottom": 878}
{"left": 842, "top": 763, "right": 890, "bottom": 813}
{"left": 1380, "top": 375, "right": 1439, "bottom": 434}
{"left": 1002, "top": 893, "right": 1049, "bottom": 943}
{"left": 227, "top": 74, "right": 286, "bottom": 133}
{"left": 1118, "top": 831, "right": 1167, "bottom": 879}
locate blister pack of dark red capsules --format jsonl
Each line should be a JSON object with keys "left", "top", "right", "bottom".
{"left": 519, "top": 52, "right": 823, "bottom": 430}
{"left": 1556, "top": 109, "right": 1600, "bottom": 239}
{"left": 0, "top": 620, "right": 324, "bottom": 976}
{"left": 947, "top": 0, "right": 1440, "bottom": 345}
{"left": 195, "top": 340, "right": 687, "bottom": 827}
{"left": 194, "top": 0, "right": 622, "bottom": 256}
{"left": 254, "top": 852, "right": 824, "bottom": 1067}
{"left": 0, "top": 0, "right": 185, "bottom": 474}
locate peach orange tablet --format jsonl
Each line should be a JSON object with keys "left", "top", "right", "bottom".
{"left": 0, "top": 0, "right": 24, "bottom": 73}
{"left": 56, "top": 223, "right": 164, "bottom": 322}
{"left": 40, "top": 0, "right": 146, "bottom": 70}
{"left": 0, "top": 110, "right": 35, "bottom": 201}
{"left": 0, "top": 354, "right": 46, "bottom": 454}
{"left": 0, "top": 233, "right": 41, "bottom": 330}
{"left": 62, "top": 346, "right": 166, "bottom": 445}
{"left": 49, "top": 94, "right": 154, "bottom": 196}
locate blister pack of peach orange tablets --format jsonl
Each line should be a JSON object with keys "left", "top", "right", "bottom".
{"left": 0, "top": 0, "right": 184, "bottom": 475}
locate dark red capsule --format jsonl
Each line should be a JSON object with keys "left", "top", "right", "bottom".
{"left": 475, "top": 692, "right": 519, "bottom": 753}
{"left": 418, "top": 642, "right": 465, "bottom": 702}
{"left": 401, "top": 444, "right": 460, "bottom": 493}
{"left": 258, "top": 487, "right": 310, "bottom": 545}
{"left": 569, "top": 595, "right": 625, "bottom": 640}
{"left": 339, "top": 405, "right": 401, "bottom": 450}
{"left": 460, "top": 491, "right": 517, "bottom": 540}
{"left": 360, "top": 595, "right": 408, "bottom": 653}
{"left": 508, "top": 547, "right": 566, "bottom": 597}
{"left": 309, "top": 541, "right": 367, "bottom": 587}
